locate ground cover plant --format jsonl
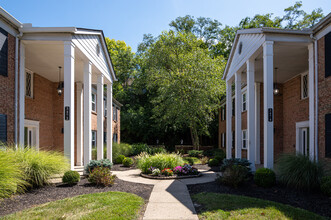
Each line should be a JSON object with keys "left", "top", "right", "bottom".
{"left": 192, "top": 193, "right": 324, "bottom": 220}
{"left": 1, "top": 191, "right": 144, "bottom": 220}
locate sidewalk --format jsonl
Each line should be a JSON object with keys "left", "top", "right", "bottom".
{"left": 112, "top": 169, "right": 216, "bottom": 220}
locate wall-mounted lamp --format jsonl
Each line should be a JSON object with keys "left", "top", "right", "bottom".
{"left": 273, "top": 67, "right": 280, "bottom": 95}
{"left": 57, "top": 66, "right": 64, "bottom": 96}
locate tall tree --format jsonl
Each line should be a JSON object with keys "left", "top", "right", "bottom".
{"left": 143, "top": 31, "right": 225, "bottom": 148}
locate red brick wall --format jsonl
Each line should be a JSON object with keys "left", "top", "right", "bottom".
{"left": 318, "top": 36, "right": 331, "bottom": 161}
{"left": 0, "top": 34, "right": 15, "bottom": 143}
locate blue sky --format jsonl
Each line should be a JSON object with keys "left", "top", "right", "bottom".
{"left": 2, "top": 0, "right": 330, "bottom": 51}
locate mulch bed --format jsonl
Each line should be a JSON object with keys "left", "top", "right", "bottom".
{"left": 188, "top": 179, "right": 331, "bottom": 218}
{"left": 141, "top": 172, "right": 202, "bottom": 179}
{"left": 111, "top": 163, "right": 136, "bottom": 171}
{"left": 0, "top": 177, "right": 153, "bottom": 217}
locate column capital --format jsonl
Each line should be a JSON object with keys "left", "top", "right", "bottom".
{"left": 263, "top": 41, "right": 274, "bottom": 57}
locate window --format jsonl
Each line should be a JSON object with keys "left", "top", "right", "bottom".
{"left": 221, "top": 133, "right": 226, "bottom": 148}
{"left": 104, "top": 98, "right": 107, "bottom": 116}
{"left": 104, "top": 132, "right": 107, "bottom": 143}
{"left": 221, "top": 105, "right": 226, "bottom": 121}
{"left": 325, "top": 32, "right": 331, "bottom": 78}
{"left": 0, "top": 27, "right": 8, "bottom": 77}
{"left": 113, "top": 133, "right": 118, "bottom": 143}
{"left": 232, "top": 98, "right": 235, "bottom": 116}
{"left": 91, "top": 93, "right": 96, "bottom": 112}
{"left": 113, "top": 105, "right": 117, "bottom": 122}
{"left": 242, "top": 130, "right": 247, "bottom": 149}
{"left": 92, "top": 130, "right": 97, "bottom": 147}
{"left": 0, "top": 114, "right": 7, "bottom": 143}
{"left": 232, "top": 131, "right": 235, "bottom": 149}
{"left": 242, "top": 92, "right": 247, "bottom": 112}
{"left": 301, "top": 73, "right": 308, "bottom": 99}
{"left": 25, "top": 70, "right": 33, "bottom": 98}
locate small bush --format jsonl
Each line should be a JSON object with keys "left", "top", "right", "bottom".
{"left": 85, "top": 159, "right": 112, "bottom": 174}
{"left": 220, "top": 165, "right": 250, "bottom": 188}
{"left": 276, "top": 154, "right": 323, "bottom": 191}
{"left": 320, "top": 176, "right": 331, "bottom": 196}
{"left": 208, "top": 158, "right": 220, "bottom": 167}
{"left": 136, "top": 153, "right": 184, "bottom": 174}
{"left": 115, "top": 155, "right": 126, "bottom": 164}
{"left": 132, "top": 144, "right": 150, "bottom": 156}
{"left": 88, "top": 167, "right": 116, "bottom": 186}
{"left": 150, "top": 147, "right": 166, "bottom": 154}
{"left": 122, "top": 157, "right": 134, "bottom": 167}
{"left": 254, "top": 168, "right": 276, "bottom": 188}
{"left": 221, "top": 158, "right": 251, "bottom": 172}
{"left": 214, "top": 150, "right": 226, "bottom": 161}
{"left": 188, "top": 150, "right": 203, "bottom": 158}
{"left": 162, "top": 168, "right": 173, "bottom": 176}
{"left": 112, "top": 143, "right": 133, "bottom": 158}
{"left": 203, "top": 149, "right": 224, "bottom": 157}
{"left": 200, "top": 157, "right": 209, "bottom": 165}
{"left": 62, "top": 170, "right": 80, "bottom": 185}
{"left": 183, "top": 157, "right": 200, "bottom": 165}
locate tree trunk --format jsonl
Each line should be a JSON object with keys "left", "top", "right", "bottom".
{"left": 190, "top": 125, "right": 200, "bottom": 150}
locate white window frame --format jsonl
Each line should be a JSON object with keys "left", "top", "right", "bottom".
{"left": 91, "top": 92, "right": 96, "bottom": 112}
{"left": 220, "top": 104, "right": 225, "bottom": 121}
{"left": 301, "top": 72, "right": 309, "bottom": 100}
{"left": 24, "top": 119, "right": 39, "bottom": 150}
{"left": 221, "top": 133, "right": 226, "bottom": 148}
{"left": 91, "top": 130, "right": 97, "bottom": 147}
{"left": 242, "top": 129, "right": 247, "bottom": 149}
{"left": 25, "top": 69, "right": 33, "bottom": 98}
{"left": 242, "top": 88, "right": 247, "bottom": 112}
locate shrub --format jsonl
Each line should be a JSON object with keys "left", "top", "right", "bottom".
{"left": 208, "top": 158, "right": 219, "bottom": 167}
{"left": 13, "top": 148, "right": 69, "bottom": 187}
{"left": 122, "top": 157, "right": 134, "bottom": 167}
{"left": 150, "top": 147, "right": 166, "bottom": 154}
{"left": 162, "top": 168, "right": 173, "bottom": 176}
{"left": 321, "top": 176, "right": 331, "bottom": 196}
{"left": 115, "top": 155, "right": 126, "bottom": 164}
{"left": 254, "top": 168, "right": 276, "bottom": 188}
{"left": 112, "top": 143, "right": 133, "bottom": 158}
{"left": 136, "top": 153, "right": 184, "bottom": 174}
{"left": 221, "top": 158, "right": 251, "bottom": 172}
{"left": 200, "top": 157, "right": 209, "bottom": 165}
{"left": 132, "top": 144, "right": 150, "bottom": 155}
{"left": 276, "top": 154, "right": 323, "bottom": 191}
{"left": 214, "top": 155, "right": 224, "bottom": 163}
{"left": 85, "top": 159, "right": 112, "bottom": 174}
{"left": 62, "top": 170, "right": 80, "bottom": 185}
{"left": 214, "top": 149, "right": 226, "bottom": 162}
{"left": 188, "top": 150, "right": 203, "bottom": 158}
{"left": 152, "top": 168, "right": 161, "bottom": 176}
{"left": 203, "top": 149, "right": 225, "bottom": 157}
{"left": 88, "top": 167, "right": 116, "bottom": 186}
{"left": 220, "top": 165, "right": 250, "bottom": 187}
{"left": 0, "top": 148, "right": 28, "bottom": 198}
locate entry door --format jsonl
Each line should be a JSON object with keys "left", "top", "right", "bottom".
{"left": 24, "top": 127, "right": 36, "bottom": 148}
{"left": 300, "top": 127, "right": 309, "bottom": 156}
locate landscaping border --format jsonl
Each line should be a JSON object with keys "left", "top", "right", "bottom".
{"left": 140, "top": 172, "right": 202, "bottom": 180}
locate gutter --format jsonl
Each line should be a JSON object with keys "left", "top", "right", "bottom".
{"left": 14, "top": 29, "right": 23, "bottom": 148}
{"left": 312, "top": 34, "right": 319, "bottom": 162}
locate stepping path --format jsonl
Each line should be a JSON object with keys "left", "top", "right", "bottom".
{"left": 112, "top": 169, "right": 216, "bottom": 220}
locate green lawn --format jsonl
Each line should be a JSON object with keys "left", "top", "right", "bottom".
{"left": 1, "top": 191, "right": 144, "bottom": 220}
{"left": 192, "top": 193, "right": 325, "bottom": 220}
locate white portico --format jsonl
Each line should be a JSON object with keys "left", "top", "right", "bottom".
{"left": 18, "top": 26, "right": 116, "bottom": 170}
{"left": 223, "top": 28, "right": 316, "bottom": 170}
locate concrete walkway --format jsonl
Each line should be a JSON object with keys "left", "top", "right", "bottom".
{"left": 112, "top": 169, "right": 216, "bottom": 220}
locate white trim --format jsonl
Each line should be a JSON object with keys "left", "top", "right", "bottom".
{"left": 83, "top": 61, "right": 92, "bottom": 166}
{"left": 301, "top": 72, "right": 309, "bottom": 100}
{"left": 308, "top": 44, "right": 315, "bottom": 161}
{"left": 295, "top": 120, "right": 309, "bottom": 155}
{"left": 97, "top": 74, "right": 104, "bottom": 160}
{"left": 19, "top": 43, "right": 25, "bottom": 148}
{"left": 235, "top": 72, "right": 242, "bottom": 158}
{"left": 255, "top": 82, "right": 261, "bottom": 164}
{"left": 226, "top": 79, "right": 233, "bottom": 159}
{"left": 24, "top": 119, "right": 39, "bottom": 150}
{"left": 106, "top": 83, "right": 113, "bottom": 162}
{"left": 315, "top": 24, "right": 331, "bottom": 40}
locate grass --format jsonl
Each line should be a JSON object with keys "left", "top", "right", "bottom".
{"left": 1, "top": 191, "right": 144, "bottom": 220}
{"left": 192, "top": 193, "right": 325, "bottom": 220}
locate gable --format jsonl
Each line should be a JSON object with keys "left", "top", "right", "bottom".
{"left": 73, "top": 34, "right": 113, "bottom": 81}
{"left": 226, "top": 33, "right": 264, "bottom": 80}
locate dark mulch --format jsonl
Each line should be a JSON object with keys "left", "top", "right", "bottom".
{"left": 0, "top": 177, "right": 153, "bottom": 217}
{"left": 188, "top": 179, "right": 331, "bottom": 218}
{"left": 111, "top": 163, "right": 136, "bottom": 171}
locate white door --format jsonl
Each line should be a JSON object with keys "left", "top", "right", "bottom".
{"left": 300, "top": 127, "right": 309, "bottom": 156}
{"left": 24, "top": 119, "right": 40, "bottom": 149}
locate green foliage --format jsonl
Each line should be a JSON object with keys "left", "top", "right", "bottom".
{"left": 220, "top": 165, "right": 250, "bottom": 188}
{"left": 276, "top": 154, "right": 324, "bottom": 191}
{"left": 88, "top": 167, "right": 116, "bottom": 186}
{"left": 62, "top": 171, "right": 80, "bottom": 185}
{"left": 85, "top": 159, "right": 113, "bottom": 174}
{"left": 254, "top": 168, "right": 276, "bottom": 188}
{"left": 115, "top": 155, "right": 126, "bottom": 164}
{"left": 200, "top": 157, "right": 209, "bottom": 165}
{"left": 0, "top": 149, "right": 28, "bottom": 198}
{"left": 136, "top": 153, "right": 184, "bottom": 174}
{"left": 208, "top": 158, "right": 220, "bottom": 167}
{"left": 151, "top": 147, "right": 167, "bottom": 154}
{"left": 112, "top": 142, "right": 133, "bottom": 158}
{"left": 122, "top": 157, "right": 134, "bottom": 167}
{"left": 12, "top": 147, "right": 69, "bottom": 187}
{"left": 183, "top": 157, "right": 200, "bottom": 165}
{"left": 221, "top": 158, "right": 251, "bottom": 172}
{"left": 320, "top": 176, "right": 331, "bottom": 196}
{"left": 188, "top": 150, "right": 203, "bottom": 157}
{"left": 132, "top": 143, "right": 150, "bottom": 155}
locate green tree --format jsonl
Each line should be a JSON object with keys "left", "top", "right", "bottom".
{"left": 143, "top": 31, "right": 225, "bottom": 148}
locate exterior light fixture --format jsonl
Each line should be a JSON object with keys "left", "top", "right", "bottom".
{"left": 273, "top": 67, "right": 280, "bottom": 95}
{"left": 57, "top": 66, "right": 64, "bottom": 96}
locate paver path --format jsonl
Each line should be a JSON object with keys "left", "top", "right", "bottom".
{"left": 112, "top": 169, "right": 216, "bottom": 220}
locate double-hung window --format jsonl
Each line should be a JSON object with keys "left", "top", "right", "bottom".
{"left": 221, "top": 133, "right": 226, "bottom": 148}
{"left": 91, "top": 130, "right": 97, "bottom": 147}
{"left": 242, "top": 130, "right": 247, "bottom": 149}
{"left": 301, "top": 73, "right": 308, "bottom": 99}
{"left": 91, "top": 93, "right": 96, "bottom": 112}
{"left": 113, "top": 105, "right": 117, "bottom": 122}
{"left": 221, "top": 105, "right": 226, "bottom": 121}
{"left": 242, "top": 92, "right": 247, "bottom": 112}
{"left": 104, "top": 98, "right": 107, "bottom": 116}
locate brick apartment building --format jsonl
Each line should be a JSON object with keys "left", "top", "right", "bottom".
{"left": 219, "top": 13, "right": 331, "bottom": 170}
{"left": 0, "top": 7, "right": 121, "bottom": 170}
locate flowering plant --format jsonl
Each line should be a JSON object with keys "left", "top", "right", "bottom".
{"left": 173, "top": 164, "right": 198, "bottom": 175}
{"left": 152, "top": 168, "right": 161, "bottom": 176}
{"left": 147, "top": 166, "right": 157, "bottom": 174}
{"left": 162, "top": 168, "right": 173, "bottom": 176}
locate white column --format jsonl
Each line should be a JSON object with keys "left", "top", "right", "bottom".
{"left": 76, "top": 82, "right": 83, "bottom": 166}
{"left": 247, "top": 59, "right": 256, "bottom": 171}
{"left": 19, "top": 43, "right": 25, "bottom": 148}
{"left": 263, "top": 41, "right": 274, "bottom": 169}
{"left": 106, "top": 82, "right": 113, "bottom": 163}
{"left": 83, "top": 61, "right": 92, "bottom": 166}
{"left": 235, "top": 72, "right": 242, "bottom": 158}
{"left": 63, "top": 41, "right": 75, "bottom": 170}
{"left": 255, "top": 82, "right": 261, "bottom": 164}
{"left": 226, "top": 79, "right": 233, "bottom": 159}
{"left": 97, "top": 74, "right": 104, "bottom": 160}
{"left": 308, "top": 44, "right": 315, "bottom": 161}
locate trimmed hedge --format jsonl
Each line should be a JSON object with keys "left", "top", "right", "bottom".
{"left": 62, "top": 170, "right": 80, "bottom": 185}
{"left": 254, "top": 168, "right": 276, "bottom": 187}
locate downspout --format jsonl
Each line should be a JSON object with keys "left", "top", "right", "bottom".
{"left": 14, "top": 29, "right": 23, "bottom": 148}
{"left": 310, "top": 33, "right": 319, "bottom": 162}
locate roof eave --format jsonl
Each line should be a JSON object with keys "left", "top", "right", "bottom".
{"left": 0, "top": 7, "right": 22, "bottom": 29}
